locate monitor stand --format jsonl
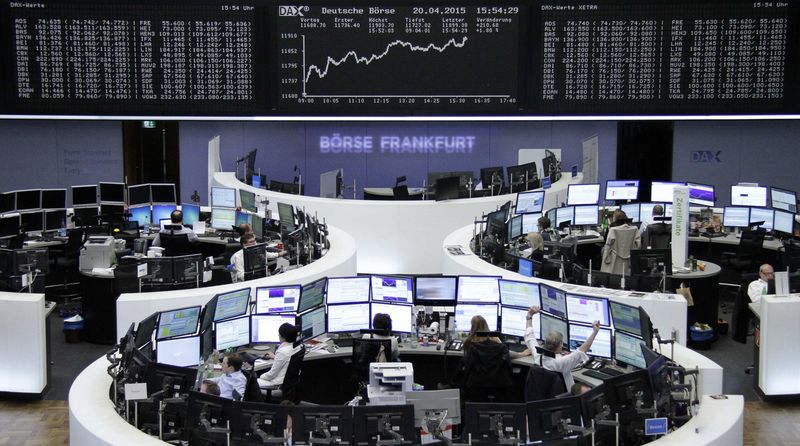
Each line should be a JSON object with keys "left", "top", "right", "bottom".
{"left": 252, "top": 344, "right": 270, "bottom": 351}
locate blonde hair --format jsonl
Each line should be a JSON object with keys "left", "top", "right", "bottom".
{"left": 464, "top": 315, "right": 490, "bottom": 348}
{"left": 526, "top": 232, "right": 544, "bottom": 251}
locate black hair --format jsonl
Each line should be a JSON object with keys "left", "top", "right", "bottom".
{"left": 278, "top": 323, "right": 298, "bottom": 343}
{"left": 372, "top": 313, "right": 392, "bottom": 335}
{"left": 240, "top": 233, "right": 256, "bottom": 247}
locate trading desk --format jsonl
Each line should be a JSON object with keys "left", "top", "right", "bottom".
{"left": 749, "top": 295, "right": 800, "bottom": 400}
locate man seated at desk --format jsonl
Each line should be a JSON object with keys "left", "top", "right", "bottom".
{"left": 229, "top": 234, "right": 287, "bottom": 283}
{"left": 151, "top": 210, "right": 198, "bottom": 247}
{"left": 748, "top": 263, "right": 774, "bottom": 303}
{"left": 208, "top": 353, "right": 247, "bottom": 400}
{"left": 642, "top": 205, "right": 671, "bottom": 249}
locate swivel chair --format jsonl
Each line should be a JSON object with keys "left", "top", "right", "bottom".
{"left": 460, "top": 340, "right": 514, "bottom": 403}
{"left": 644, "top": 223, "right": 672, "bottom": 249}
{"left": 524, "top": 365, "right": 567, "bottom": 402}
{"left": 52, "top": 228, "right": 85, "bottom": 304}
{"left": 351, "top": 338, "right": 392, "bottom": 385}
{"left": 721, "top": 229, "right": 766, "bottom": 277}
{"left": 261, "top": 343, "right": 306, "bottom": 402}
{"left": 159, "top": 233, "right": 195, "bottom": 257}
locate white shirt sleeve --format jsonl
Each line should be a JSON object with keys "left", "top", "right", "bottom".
{"left": 259, "top": 346, "right": 292, "bottom": 384}
{"left": 524, "top": 326, "right": 539, "bottom": 355}
{"left": 230, "top": 250, "right": 245, "bottom": 282}
{"left": 747, "top": 279, "right": 766, "bottom": 303}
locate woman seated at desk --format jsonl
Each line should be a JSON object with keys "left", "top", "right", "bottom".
{"left": 362, "top": 313, "right": 399, "bottom": 361}
{"left": 257, "top": 323, "right": 303, "bottom": 388}
{"left": 525, "top": 232, "right": 545, "bottom": 262}
{"left": 457, "top": 315, "right": 513, "bottom": 402}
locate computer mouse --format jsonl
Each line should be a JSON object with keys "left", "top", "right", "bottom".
{"left": 436, "top": 344, "right": 442, "bottom": 351}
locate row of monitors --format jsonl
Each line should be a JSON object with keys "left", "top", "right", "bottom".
{"left": 210, "top": 186, "right": 258, "bottom": 213}
{"left": 129, "top": 204, "right": 198, "bottom": 227}
{"left": 0, "top": 183, "right": 179, "bottom": 212}
{"left": 721, "top": 206, "right": 795, "bottom": 232}
{"left": 606, "top": 181, "right": 797, "bottom": 210}
{"left": 0, "top": 209, "right": 66, "bottom": 236}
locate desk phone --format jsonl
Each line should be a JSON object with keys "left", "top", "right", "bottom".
{"left": 446, "top": 340, "right": 464, "bottom": 351}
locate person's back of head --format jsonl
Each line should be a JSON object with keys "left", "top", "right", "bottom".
{"left": 526, "top": 232, "right": 544, "bottom": 251}
{"left": 652, "top": 205, "right": 664, "bottom": 217}
{"left": 202, "top": 379, "right": 221, "bottom": 396}
{"left": 278, "top": 323, "right": 298, "bottom": 343}
{"left": 170, "top": 210, "right": 183, "bottom": 224}
{"left": 612, "top": 210, "right": 628, "bottom": 225}
{"left": 538, "top": 216, "right": 552, "bottom": 230}
{"left": 226, "top": 353, "right": 243, "bottom": 372}
{"left": 543, "top": 330, "right": 563, "bottom": 353}
{"left": 465, "top": 315, "right": 491, "bottom": 348}
{"left": 238, "top": 223, "right": 253, "bottom": 236}
{"left": 372, "top": 313, "right": 392, "bottom": 335}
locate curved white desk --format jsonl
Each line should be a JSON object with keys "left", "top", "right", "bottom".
{"left": 647, "top": 395, "right": 743, "bottom": 446}
{"left": 213, "top": 171, "right": 583, "bottom": 274}
{"left": 115, "top": 225, "right": 357, "bottom": 339}
{"left": 442, "top": 224, "right": 690, "bottom": 345}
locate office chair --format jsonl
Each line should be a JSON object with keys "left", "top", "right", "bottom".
{"left": 159, "top": 233, "right": 195, "bottom": 257}
{"left": 460, "top": 340, "right": 514, "bottom": 403}
{"left": 392, "top": 185, "right": 410, "bottom": 200}
{"left": 351, "top": 338, "right": 392, "bottom": 386}
{"left": 51, "top": 228, "right": 86, "bottom": 303}
{"left": 243, "top": 369, "right": 264, "bottom": 402}
{"left": 113, "top": 259, "right": 141, "bottom": 294}
{"left": 644, "top": 223, "right": 672, "bottom": 249}
{"left": 267, "top": 343, "right": 305, "bottom": 403}
{"left": 6, "top": 233, "right": 24, "bottom": 250}
{"left": 721, "top": 229, "right": 766, "bottom": 275}
{"left": 524, "top": 365, "right": 567, "bottom": 402}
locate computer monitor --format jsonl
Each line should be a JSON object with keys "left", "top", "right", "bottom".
{"left": 181, "top": 204, "right": 200, "bottom": 226}
{"left": 774, "top": 209, "right": 795, "bottom": 234}
{"left": 71, "top": 185, "right": 97, "bottom": 207}
{"left": 239, "top": 189, "right": 257, "bottom": 212}
{"left": 100, "top": 203, "right": 125, "bottom": 218}
{"left": 200, "top": 327, "right": 214, "bottom": 360}
{"left": 518, "top": 257, "right": 534, "bottom": 277}
{"left": 614, "top": 331, "right": 647, "bottom": 369}
{"left": 298, "top": 306, "right": 327, "bottom": 341}
{"left": 20, "top": 211, "right": 43, "bottom": 232}
{"left": 603, "top": 369, "right": 654, "bottom": 413}
{"left": 0, "top": 192, "right": 15, "bottom": 214}
{"left": 0, "top": 215, "right": 18, "bottom": 237}
{"left": 251, "top": 314, "right": 296, "bottom": 344}
{"left": 507, "top": 162, "right": 538, "bottom": 191}
{"left": 404, "top": 388, "right": 461, "bottom": 428}
{"left": 145, "top": 361, "right": 198, "bottom": 398}
{"left": 151, "top": 204, "right": 177, "bottom": 226}
{"left": 135, "top": 312, "right": 159, "bottom": 349}
{"left": 508, "top": 215, "right": 524, "bottom": 240}
{"left": 609, "top": 301, "right": 642, "bottom": 337}
{"left": 43, "top": 210, "right": 65, "bottom": 232}
{"left": 413, "top": 276, "right": 457, "bottom": 305}
{"left": 277, "top": 202, "right": 295, "bottom": 229}
{"left": 463, "top": 403, "right": 527, "bottom": 444}
{"left": 499, "top": 279, "right": 540, "bottom": 309}
{"left": 479, "top": 166, "right": 505, "bottom": 191}
{"left": 605, "top": 180, "right": 639, "bottom": 201}
{"left": 213, "top": 288, "right": 251, "bottom": 323}
{"left": 229, "top": 401, "right": 290, "bottom": 444}
{"left": 15, "top": 189, "right": 41, "bottom": 211}
{"left": 539, "top": 283, "right": 567, "bottom": 318}
{"left": 353, "top": 405, "right": 417, "bottom": 446}
{"left": 621, "top": 203, "right": 640, "bottom": 223}
{"left": 687, "top": 183, "right": 715, "bottom": 207}
{"left": 99, "top": 182, "right": 125, "bottom": 203}
{"left": 555, "top": 206, "right": 573, "bottom": 228}
{"left": 750, "top": 207, "right": 775, "bottom": 230}
{"left": 771, "top": 186, "right": 797, "bottom": 212}
{"left": 434, "top": 176, "right": 462, "bottom": 201}
{"left": 485, "top": 209, "right": 507, "bottom": 241}
{"left": 235, "top": 211, "right": 251, "bottom": 228}
{"left": 127, "top": 184, "right": 151, "bottom": 206}
{"left": 526, "top": 396, "right": 583, "bottom": 442}
{"left": 731, "top": 184, "right": 768, "bottom": 207}
{"left": 456, "top": 276, "right": 500, "bottom": 304}
{"left": 256, "top": 285, "right": 301, "bottom": 314}
{"left": 722, "top": 206, "right": 750, "bottom": 228}
{"left": 41, "top": 189, "right": 66, "bottom": 209}
{"left": 630, "top": 249, "right": 671, "bottom": 276}
{"left": 326, "top": 276, "right": 370, "bottom": 304}
{"left": 566, "top": 294, "right": 610, "bottom": 326}
{"left": 501, "top": 305, "right": 539, "bottom": 339}
{"left": 568, "top": 323, "right": 612, "bottom": 359}
{"left": 515, "top": 190, "right": 545, "bottom": 214}
{"left": 567, "top": 183, "right": 600, "bottom": 206}
{"left": 540, "top": 313, "right": 568, "bottom": 348}
{"left": 326, "top": 303, "right": 371, "bottom": 333}
{"left": 297, "top": 277, "right": 326, "bottom": 314}
{"left": 156, "top": 335, "right": 200, "bottom": 367}
{"left": 370, "top": 275, "right": 413, "bottom": 304}
{"left": 156, "top": 306, "right": 201, "bottom": 340}
{"left": 150, "top": 184, "right": 176, "bottom": 204}
{"left": 454, "top": 303, "right": 498, "bottom": 332}
{"left": 289, "top": 405, "right": 353, "bottom": 446}
{"left": 572, "top": 205, "right": 599, "bottom": 226}
{"left": 371, "top": 302, "right": 413, "bottom": 333}
{"left": 129, "top": 205, "right": 151, "bottom": 227}
{"left": 650, "top": 181, "right": 683, "bottom": 203}
{"left": 185, "top": 391, "right": 233, "bottom": 444}
{"left": 211, "top": 208, "right": 236, "bottom": 230}
{"left": 521, "top": 212, "right": 542, "bottom": 234}
{"left": 214, "top": 315, "right": 251, "bottom": 350}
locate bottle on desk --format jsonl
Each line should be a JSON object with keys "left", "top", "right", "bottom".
{"left": 59, "top": 219, "right": 67, "bottom": 237}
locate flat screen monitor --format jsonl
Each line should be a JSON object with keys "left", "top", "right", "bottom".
{"left": 211, "top": 187, "right": 237, "bottom": 208}
{"left": 72, "top": 185, "right": 97, "bottom": 206}
{"left": 127, "top": 184, "right": 151, "bottom": 206}
{"left": 211, "top": 208, "right": 236, "bottom": 230}
{"left": 650, "top": 181, "right": 683, "bottom": 203}
{"left": 0, "top": 215, "right": 19, "bottom": 237}
{"left": 731, "top": 185, "right": 767, "bottom": 207}
{"left": 479, "top": 166, "right": 505, "bottom": 190}
{"left": 485, "top": 209, "right": 507, "bottom": 241}
{"left": 499, "top": 279, "right": 540, "bottom": 309}
{"left": 609, "top": 301, "right": 642, "bottom": 337}
{"left": 555, "top": 206, "right": 573, "bottom": 228}
{"left": 158, "top": 218, "right": 172, "bottom": 231}
{"left": 129, "top": 205, "right": 151, "bottom": 227}
{"left": 456, "top": 276, "right": 500, "bottom": 303}
{"left": 213, "top": 288, "right": 251, "bottom": 322}
{"left": 72, "top": 207, "right": 99, "bottom": 226}
{"left": 235, "top": 211, "right": 251, "bottom": 227}
{"left": 44, "top": 209, "right": 67, "bottom": 231}
{"left": 15, "top": 189, "right": 41, "bottom": 211}
{"left": 99, "top": 182, "right": 125, "bottom": 203}
{"left": 100, "top": 203, "right": 125, "bottom": 217}
{"left": 326, "top": 303, "right": 371, "bottom": 333}
{"left": 41, "top": 189, "right": 66, "bottom": 209}
{"left": 540, "top": 313, "right": 568, "bottom": 349}
{"left": 771, "top": 186, "right": 797, "bottom": 212}
{"left": 568, "top": 323, "right": 612, "bottom": 359}
{"left": 521, "top": 213, "right": 541, "bottom": 234}
{"left": 539, "top": 284, "right": 566, "bottom": 318}
{"left": 501, "top": 305, "right": 539, "bottom": 339}
{"left": 621, "top": 203, "right": 640, "bottom": 223}
{"left": 723, "top": 206, "right": 750, "bottom": 228}
{"left": 750, "top": 207, "right": 774, "bottom": 230}
{"left": 150, "top": 184, "right": 176, "bottom": 204}
{"left": 630, "top": 249, "right": 672, "bottom": 276}
{"left": 20, "top": 211, "right": 43, "bottom": 232}
{"left": 566, "top": 295, "right": 610, "bottom": 326}
{"left": 508, "top": 215, "right": 523, "bottom": 240}
{"left": 371, "top": 302, "right": 413, "bottom": 333}
{"left": 156, "top": 335, "right": 200, "bottom": 367}
{"left": 614, "top": 331, "right": 647, "bottom": 369}
{"left": 182, "top": 204, "right": 200, "bottom": 226}
{"left": 774, "top": 209, "right": 795, "bottom": 234}
{"left": 240, "top": 190, "right": 257, "bottom": 212}
{"left": 687, "top": 183, "right": 715, "bottom": 207}
{"left": 573, "top": 205, "right": 598, "bottom": 226}
{"left": 326, "top": 277, "right": 370, "bottom": 304}
{"left": 454, "top": 304, "right": 497, "bottom": 332}
{"left": 135, "top": 312, "right": 159, "bottom": 349}
{"left": 517, "top": 258, "right": 534, "bottom": 277}
{"left": 414, "top": 276, "right": 457, "bottom": 305}
{"left": 152, "top": 204, "right": 177, "bottom": 225}
{"left": 156, "top": 306, "right": 201, "bottom": 340}
{"left": 298, "top": 306, "right": 327, "bottom": 341}
{"left": 0, "top": 192, "right": 14, "bottom": 214}
{"left": 277, "top": 202, "right": 295, "bottom": 228}
{"left": 251, "top": 314, "right": 296, "bottom": 343}
{"left": 299, "top": 277, "right": 327, "bottom": 313}
{"left": 515, "top": 191, "right": 545, "bottom": 214}
{"left": 639, "top": 203, "right": 660, "bottom": 225}
{"left": 370, "top": 275, "right": 413, "bottom": 304}
{"left": 567, "top": 183, "right": 600, "bottom": 205}
{"left": 605, "top": 180, "right": 639, "bottom": 201}
{"left": 214, "top": 315, "right": 251, "bottom": 350}
{"left": 256, "top": 285, "right": 301, "bottom": 314}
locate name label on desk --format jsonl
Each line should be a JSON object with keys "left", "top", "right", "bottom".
{"left": 644, "top": 417, "right": 668, "bottom": 436}
{"left": 137, "top": 263, "right": 148, "bottom": 278}
{"left": 124, "top": 383, "right": 148, "bottom": 401}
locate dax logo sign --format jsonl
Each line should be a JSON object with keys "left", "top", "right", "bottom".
{"left": 279, "top": 5, "right": 309, "bottom": 16}
{"left": 691, "top": 150, "right": 722, "bottom": 163}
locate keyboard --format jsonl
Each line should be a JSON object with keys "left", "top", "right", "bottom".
{"left": 336, "top": 338, "right": 355, "bottom": 348}
{"left": 598, "top": 367, "right": 624, "bottom": 376}
{"left": 581, "top": 367, "right": 625, "bottom": 380}
{"left": 575, "top": 235, "right": 598, "bottom": 240}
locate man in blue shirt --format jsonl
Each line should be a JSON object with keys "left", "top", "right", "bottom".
{"left": 209, "top": 353, "right": 247, "bottom": 400}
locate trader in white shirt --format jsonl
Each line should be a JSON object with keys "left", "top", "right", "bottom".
{"left": 258, "top": 323, "right": 302, "bottom": 389}
{"left": 747, "top": 264, "right": 774, "bottom": 303}
{"left": 152, "top": 210, "right": 198, "bottom": 246}
{"left": 523, "top": 306, "right": 600, "bottom": 389}
{"left": 209, "top": 353, "right": 247, "bottom": 400}
{"left": 230, "top": 234, "right": 286, "bottom": 282}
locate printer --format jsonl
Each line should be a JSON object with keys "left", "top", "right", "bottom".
{"left": 79, "top": 236, "right": 117, "bottom": 272}
{"left": 366, "top": 362, "right": 414, "bottom": 406}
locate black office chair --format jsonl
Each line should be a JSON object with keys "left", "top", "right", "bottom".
{"left": 644, "top": 223, "right": 672, "bottom": 249}
{"left": 722, "top": 229, "right": 766, "bottom": 274}
{"left": 113, "top": 259, "right": 141, "bottom": 294}
{"left": 243, "top": 368, "right": 264, "bottom": 402}
{"left": 351, "top": 337, "right": 392, "bottom": 386}
{"left": 392, "top": 185, "right": 410, "bottom": 200}
{"left": 460, "top": 340, "right": 514, "bottom": 403}
{"left": 262, "top": 343, "right": 306, "bottom": 402}
{"left": 524, "top": 365, "right": 567, "bottom": 402}
{"left": 51, "top": 228, "right": 86, "bottom": 302}
{"left": 159, "top": 233, "right": 195, "bottom": 257}
{"left": 731, "top": 273, "right": 758, "bottom": 344}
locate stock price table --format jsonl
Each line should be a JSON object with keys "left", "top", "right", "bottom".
{"left": 275, "top": 4, "right": 523, "bottom": 113}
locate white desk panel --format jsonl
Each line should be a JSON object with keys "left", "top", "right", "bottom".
{"left": 0, "top": 292, "right": 47, "bottom": 394}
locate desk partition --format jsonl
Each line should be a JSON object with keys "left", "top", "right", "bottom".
{"left": 0, "top": 292, "right": 47, "bottom": 395}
